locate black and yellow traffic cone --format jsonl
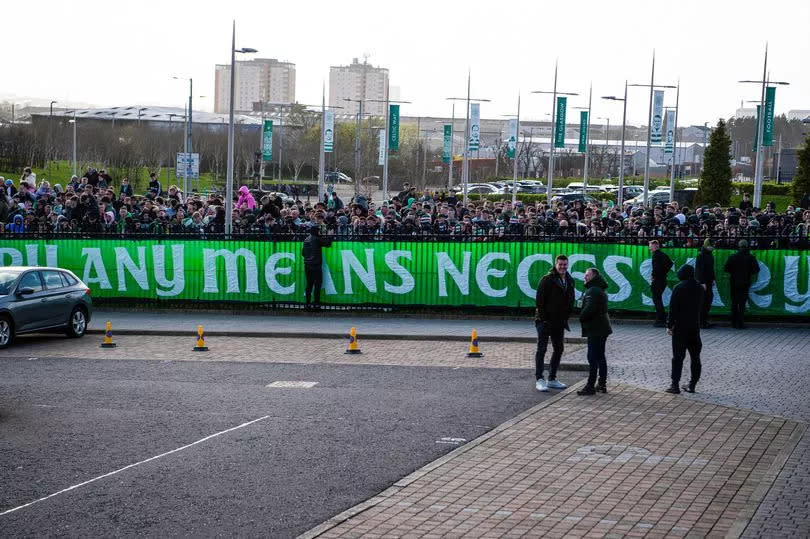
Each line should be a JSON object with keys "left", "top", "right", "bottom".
{"left": 100, "top": 321, "right": 117, "bottom": 348}
{"left": 345, "top": 326, "right": 362, "bottom": 354}
{"left": 466, "top": 329, "right": 483, "bottom": 358}
{"left": 193, "top": 325, "right": 209, "bottom": 351}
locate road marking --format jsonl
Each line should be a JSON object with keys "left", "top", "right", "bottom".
{"left": 265, "top": 381, "right": 319, "bottom": 388}
{"left": 0, "top": 415, "right": 270, "bottom": 517}
{"left": 435, "top": 437, "right": 466, "bottom": 445}
{"left": 27, "top": 357, "right": 38, "bottom": 361}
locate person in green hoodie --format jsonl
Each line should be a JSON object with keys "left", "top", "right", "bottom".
{"left": 577, "top": 267, "right": 613, "bottom": 395}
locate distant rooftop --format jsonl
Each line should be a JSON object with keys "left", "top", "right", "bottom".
{"left": 37, "top": 105, "right": 261, "bottom": 125}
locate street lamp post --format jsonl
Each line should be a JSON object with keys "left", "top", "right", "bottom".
{"left": 366, "top": 94, "right": 410, "bottom": 202}
{"left": 343, "top": 98, "right": 366, "bottom": 198}
{"left": 532, "top": 60, "right": 579, "bottom": 202}
{"left": 602, "top": 81, "right": 629, "bottom": 206}
{"left": 447, "top": 71, "right": 491, "bottom": 205}
{"left": 48, "top": 100, "right": 57, "bottom": 176}
{"left": 572, "top": 84, "right": 592, "bottom": 189}
{"left": 500, "top": 93, "right": 522, "bottom": 205}
{"left": 225, "top": 20, "right": 257, "bottom": 236}
{"left": 65, "top": 111, "right": 78, "bottom": 178}
{"left": 172, "top": 76, "right": 194, "bottom": 194}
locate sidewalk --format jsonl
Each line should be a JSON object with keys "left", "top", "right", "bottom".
{"left": 301, "top": 382, "right": 805, "bottom": 538}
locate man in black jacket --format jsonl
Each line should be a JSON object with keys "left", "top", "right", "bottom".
{"left": 649, "top": 240, "right": 673, "bottom": 327}
{"left": 302, "top": 224, "right": 333, "bottom": 310}
{"left": 666, "top": 264, "right": 703, "bottom": 394}
{"left": 724, "top": 239, "right": 760, "bottom": 329}
{"left": 534, "top": 254, "right": 575, "bottom": 392}
{"left": 694, "top": 238, "right": 715, "bottom": 328}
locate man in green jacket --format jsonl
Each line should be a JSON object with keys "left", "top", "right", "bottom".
{"left": 577, "top": 267, "right": 613, "bottom": 396}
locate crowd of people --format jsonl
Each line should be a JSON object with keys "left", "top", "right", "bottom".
{"left": 2, "top": 169, "right": 810, "bottom": 248}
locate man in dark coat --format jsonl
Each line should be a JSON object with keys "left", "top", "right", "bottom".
{"left": 649, "top": 240, "right": 673, "bottom": 327}
{"left": 724, "top": 240, "right": 760, "bottom": 329}
{"left": 534, "top": 254, "right": 575, "bottom": 392}
{"left": 666, "top": 264, "right": 704, "bottom": 394}
{"left": 301, "top": 224, "right": 333, "bottom": 310}
{"left": 694, "top": 238, "right": 716, "bottom": 329}
{"left": 577, "top": 268, "right": 613, "bottom": 396}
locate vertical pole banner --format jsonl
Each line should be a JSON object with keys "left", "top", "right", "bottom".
{"left": 506, "top": 119, "right": 517, "bottom": 159}
{"left": 443, "top": 124, "right": 452, "bottom": 163}
{"left": 754, "top": 105, "right": 761, "bottom": 150}
{"left": 554, "top": 96, "right": 567, "bottom": 148}
{"left": 650, "top": 90, "right": 664, "bottom": 144}
{"left": 262, "top": 120, "right": 273, "bottom": 161}
{"left": 388, "top": 104, "right": 400, "bottom": 151}
{"left": 378, "top": 129, "right": 386, "bottom": 166}
{"left": 763, "top": 86, "right": 776, "bottom": 147}
{"left": 323, "top": 110, "right": 335, "bottom": 153}
{"left": 469, "top": 103, "right": 480, "bottom": 152}
{"left": 664, "top": 110, "right": 675, "bottom": 154}
{"left": 578, "top": 111, "right": 588, "bottom": 153}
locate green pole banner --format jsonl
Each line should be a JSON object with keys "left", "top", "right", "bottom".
{"left": 388, "top": 105, "right": 400, "bottom": 152}
{"left": 763, "top": 86, "right": 776, "bottom": 147}
{"left": 262, "top": 120, "right": 273, "bottom": 161}
{"left": 443, "top": 124, "right": 452, "bottom": 163}
{"left": 506, "top": 119, "right": 517, "bottom": 159}
{"left": 554, "top": 97, "right": 567, "bottom": 148}
{"left": 578, "top": 110, "right": 588, "bottom": 153}
{"left": 2, "top": 239, "right": 808, "bottom": 316}
{"left": 754, "top": 104, "right": 761, "bottom": 150}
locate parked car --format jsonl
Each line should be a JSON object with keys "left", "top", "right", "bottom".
{"left": 0, "top": 267, "right": 92, "bottom": 349}
{"left": 626, "top": 190, "right": 672, "bottom": 206}
{"left": 324, "top": 171, "right": 353, "bottom": 183}
{"left": 551, "top": 193, "right": 599, "bottom": 205}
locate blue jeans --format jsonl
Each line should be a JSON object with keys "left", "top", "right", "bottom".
{"left": 586, "top": 335, "right": 608, "bottom": 388}
{"left": 535, "top": 321, "right": 564, "bottom": 380}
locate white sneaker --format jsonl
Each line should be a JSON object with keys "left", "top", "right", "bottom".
{"left": 535, "top": 379, "right": 549, "bottom": 392}
{"left": 547, "top": 379, "right": 567, "bottom": 390}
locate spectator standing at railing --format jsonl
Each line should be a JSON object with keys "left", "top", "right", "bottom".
{"left": 724, "top": 239, "right": 760, "bottom": 329}
{"left": 649, "top": 240, "right": 673, "bottom": 328}
{"left": 695, "top": 239, "right": 716, "bottom": 329}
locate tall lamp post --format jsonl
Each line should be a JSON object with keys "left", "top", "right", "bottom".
{"left": 65, "top": 111, "right": 78, "bottom": 178}
{"left": 601, "top": 81, "right": 629, "bottom": 206}
{"left": 225, "top": 20, "right": 257, "bottom": 236}
{"left": 172, "top": 76, "right": 194, "bottom": 194}
{"left": 48, "top": 100, "right": 58, "bottom": 176}
{"left": 366, "top": 93, "right": 410, "bottom": 202}
{"left": 447, "top": 71, "right": 491, "bottom": 205}
{"left": 532, "top": 61, "right": 579, "bottom": 201}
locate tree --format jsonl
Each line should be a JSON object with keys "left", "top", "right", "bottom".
{"left": 792, "top": 135, "right": 810, "bottom": 205}
{"left": 698, "top": 119, "right": 733, "bottom": 205}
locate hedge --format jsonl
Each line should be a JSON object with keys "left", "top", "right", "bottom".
{"left": 732, "top": 182, "right": 791, "bottom": 196}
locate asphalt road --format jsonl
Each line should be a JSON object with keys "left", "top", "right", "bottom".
{"left": 0, "top": 356, "right": 580, "bottom": 537}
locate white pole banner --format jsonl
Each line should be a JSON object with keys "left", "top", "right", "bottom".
{"left": 651, "top": 90, "right": 664, "bottom": 144}
{"left": 324, "top": 110, "right": 335, "bottom": 153}
{"left": 378, "top": 129, "right": 386, "bottom": 166}
{"left": 664, "top": 110, "right": 675, "bottom": 154}
{"left": 469, "top": 103, "right": 480, "bottom": 151}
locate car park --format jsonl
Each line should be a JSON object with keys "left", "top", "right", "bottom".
{"left": 551, "top": 192, "right": 599, "bottom": 205}
{"left": 0, "top": 267, "right": 92, "bottom": 349}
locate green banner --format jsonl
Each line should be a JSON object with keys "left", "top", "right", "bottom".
{"left": 554, "top": 97, "right": 567, "bottom": 148}
{"left": 754, "top": 104, "right": 761, "bottom": 150}
{"left": 578, "top": 110, "right": 588, "bottom": 153}
{"left": 262, "top": 120, "right": 273, "bottom": 161}
{"left": 763, "top": 86, "right": 776, "bottom": 147}
{"left": 442, "top": 125, "right": 452, "bottom": 163}
{"left": 388, "top": 105, "right": 400, "bottom": 152}
{"left": 2, "top": 240, "right": 808, "bottom": 316}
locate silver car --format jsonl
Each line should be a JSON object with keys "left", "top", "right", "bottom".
{"left": 0, "top": 267, "right": 93, "bottom": 349}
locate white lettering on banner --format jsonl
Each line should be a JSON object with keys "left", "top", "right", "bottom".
{"left": 321, "top": 261, "right": 338, "bottom": 295}
{"left": 517, "top": 254, "right": 553, "bottom": 298}
{"left": 567, "top": 254, "right": 596, "bottom": 300}
{"left": 114, "top": 247, "right": 149, "bottom": 291}
{"left": 81, "top": 248, "right": 112, "bottom": 289}
{"left": 22, "top": 244, "right": 58, "bottom": 267}
{"left": 749, "top": 260, "right": 772, "bottom": 309}
{"left": 640, "top": 258, "right": 671, "bottom": 307}
{"left": 684, "top": 258, "right": 725, "bottom": 307}
{"left": 436, "top": 252, "right": 471, "bottom": 297}
{"left": 341, "top": 249, "right": 377, "bottom": 294}
{"left": 384, "top": 250, "right": 415, "bottom": 295}
{"left": 783, "top": 255, "right": 810, "bottom": 313}
{"left": 202, "top": 249, "right": 259, "bottom": 294}
{"left": 603, "top": 256, "right": 633, "bottom": 303}
{"left": 475, "top": 253, "right": 511, "bottom": 298}
{"left": 0, "top": 248, "right": 23, "bottom": 267}
{"left": 264, "top": 253, "right": 296, "bottom": 295}
{"left": 153, "top": 245, "right": 185, "bottom": 297}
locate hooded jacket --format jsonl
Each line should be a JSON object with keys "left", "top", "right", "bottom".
{"left": 579, "top": 274, "right": 613, "bottom": 338}
{"left": 535, "top": 267, "right": 575, "bottom": 330}
{"left": 667, "top": 265, "right": 703, "bottom": 336}
{"left": 724, "top": 246, "right": 759, "bottom": 289}
{"left": 5, "top": 214, "right": 24, "bottom": 233}
{"left": 236, "top": 186, "right": 257, "bottom": 211}
{"left": 694, "top": 246, "right": 715, "bottom": 284}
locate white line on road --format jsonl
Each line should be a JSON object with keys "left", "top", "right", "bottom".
{"left": 0, "top": 415, "right": 270, "bottom": 517}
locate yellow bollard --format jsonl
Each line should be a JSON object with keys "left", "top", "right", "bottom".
{"left": 193, "top": 325, "right": 209, "bottom": 351}
{"left": 345, "top": 326, "right": 362, "bottom": 354}
{"left": 466, "top": 329, "right": 483, "bottom": 358}
{"left": 100, "top": 321, "right": 117, "bottom": 348}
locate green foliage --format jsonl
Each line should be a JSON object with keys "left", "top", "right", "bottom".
{"left": 698, "top": 119, "right": 733, "bottom": 205}
{"left": 732, "top": 182, "right": 791, "bottom": 196}
{"left": 792, "top": 135, "right": 810, "bottom": 205}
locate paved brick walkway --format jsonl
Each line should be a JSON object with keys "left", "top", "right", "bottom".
{"left": 303, "top": 383, "right": 803, "bottom": 538}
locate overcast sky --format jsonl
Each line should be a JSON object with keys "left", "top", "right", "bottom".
{"left": 4, "top": 0, "right": 808, "bottom": 127}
